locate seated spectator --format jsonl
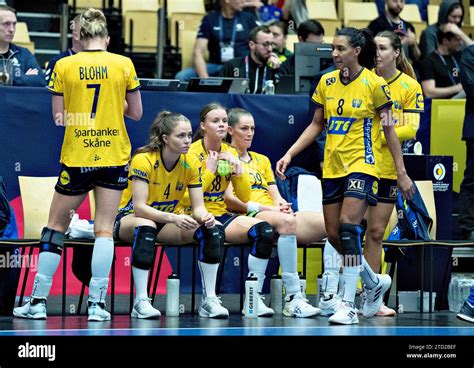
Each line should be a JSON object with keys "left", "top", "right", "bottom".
{"left": 0, "top": 5, "right": 45, "bottom": 86}
{"left": 420, "top": 0, "right": 469, "bottom": 59}
{"left": 420, "top": 24, "right": 471, "bottom": 99}
{"left": 279, "top": 19, "right": 325, "bottom": 76}
{"left": 175, "top": 0, "right": 258, "bottom": 82}
{"left": 45, "top": 14, "right": 82, "bottom": 83}
{"left": 269, "top": 21, "right": 292, "bottom": 62}
{"left": 368, "top": 0, "right": 421, "bottom": 63}
{"left": 219, "top": 25, "right": 280, "bottom": 94}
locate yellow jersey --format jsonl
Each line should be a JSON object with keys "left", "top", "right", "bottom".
{"left": 176, "top": 139, "right": 252, "bottom": 216}
{"left": 47, "top": 50, "right": 140, "bottom": 167}
{"left": 241, "top": 151, "right": 275, "bottom": 207}
{"left": 379, "top": 71, "right": 424, "bottom": 179}
{"left": 118, "top": 151, "right": 202, "bottom": 216}
{"left": 311, "top": 68, "right": 393, "bottom": 179}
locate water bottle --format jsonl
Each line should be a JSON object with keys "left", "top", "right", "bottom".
{"left": 166, "top": 273, "right": 180, "bottom": 316}
{"left": 244, "top": 274, "right": 258, "bottom": 318}
{"left": 270, "top": 274, "right": 283, "bottom": 314}
{"left": 264, "top": 80, "right": 275, "bottom": 95}
{"left": 299, "top": 273, "right": 307, "bottom": 298}
{"left": 448, "top": 276, "right": 458, "bottom": 312}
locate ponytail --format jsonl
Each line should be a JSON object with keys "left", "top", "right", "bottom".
{"left": 336, "top": 27, "right": 376, "bottom": 69}
{"left": 376, "top": 31, "right": 416, "bottom": 79}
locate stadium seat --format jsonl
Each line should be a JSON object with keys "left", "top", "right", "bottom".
{"left": 169, "top": 12, "right": 204, "bottom": 47}
{"left": 121, "top": 0, "right": 159, "bottom": 13}
{"left": 285, "top": 33, "right": 299, "bottom": 53}
{"left": 470, "top": 6, "right": 474, "bottom": 26}
{"left": 343, "top": 2, "right": 378, "bottom": 28}
{"left": 178, "top": 29, "right": 209, "bottom": 69}
{"left": 400, "top": 4, "right": 426, "bottom": 43}
{"left": 307, "top": 1, "right": 341, "bottom": 37}
{"left": 12, "top": 21, "right": 35, "bottom": 53}
{"left": 427, "top": 5, "right": 439, "bottom": 25}
{"left": 167, "top": 0, "right": 205, "bottom": 16}
{"left": 124, "top": 10, "right": 158, "bottom": 51}
{"left": 68, "top": 0, "right": 109, "bottom": 10}
{"left": 338, "top": 0, "right": 363, "bottom": 22}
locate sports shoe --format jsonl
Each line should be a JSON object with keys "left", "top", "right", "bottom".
{"left": 88, "top": 301, "right": 111, "bottom": 322}
{"left": 199, "top": 296, "right": 229, "bottom": 319}
{"left": 13, "top": 298, "right": 47, "bottom": 320}
{"left": 319, "top": 293, "right": 342, "bottom": 316}
{"left": 328, "top": 301, "right": 359, "bottom": 325}
{"left": 131, "top": 298, "right": 161, "bottom": 319}
{"left": 242, "top": 294, "right": 274, "bottom": 317}
{"left": 283, "top": 293, "right": 320, "bottom": 318}
{"left": 362, "top": 274, "right": 391, "bottom": 318}
{"left": 457, "top": 301, "right": 474, "bottom": 323}
{"left": 376, "top": 303, "right": 396, "bottom": 316}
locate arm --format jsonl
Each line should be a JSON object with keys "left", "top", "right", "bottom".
{"left": 404, "top": 28, "right": 421, "bottom": 61}
{"left": 52, "top": 95, "right": 64, "bottom": 126}
{"left": 224, "top": 182, "right": 281, "bottom": 213}
{"left": 133, "top": 179, "right": 199, "bottom": 230}
{"left": 421, "top": 79, "right": 463, "bottom": 99}
{"left": 276, "top": 106, "right": 324, "bottom": 178}
{"left": 381, "top": 112, "right": 420, "bottom": 143}
{"left": 189, "top": 186, "right": 215, "bottom": 228}
{"left": 193, "top": 38, "right": 210, "bottom": 78}
{"left": 14, "top": 49, "right": 46, "bottom": 87}
{"left": 125, "top": 90, "right": 143, "bottom": 121}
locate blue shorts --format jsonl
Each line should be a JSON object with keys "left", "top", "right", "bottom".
{"left": 55, "top": 163, "right": 129, "bottom": 196}
{"left": 322, "top": 173, "right": 379, "bottom": 206}
{"left": 215, "top": 213, "right": 239, "bottom": 229}
{"left": 378, "top": 178, "right": 398, "bottom": 204}
{"left": 113, "top": 211, "right": 166, "bottom": 241}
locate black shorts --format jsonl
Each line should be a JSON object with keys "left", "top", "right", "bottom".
{"left": 55, "top": 163, "right": 129, "bottom": 196}
{"left": 215, "top": 213, "right": 240, "bottom": 229}
{"left": 113, "top": 211, "right": 166, "bottom": 242}
{"left": 322, "top": 172, "right": 379, "bottom": 206}
{"left": 377, "top": 178, "right": 398, "bottom": 204}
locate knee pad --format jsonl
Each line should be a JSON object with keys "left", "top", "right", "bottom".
{"left": 131, "top": 226, "right": 157, "bottom": 270}
{"left": 248, "top": 221, "right": 274, "bottom": 259}
{"left": 339, "top": 223, "right": 363, "bottom": 257}
{"left": 39, "top": 227, "right": 65, "bottom": 255}
{"left": 194, "top": 224, "right": 224, "bottom": 264}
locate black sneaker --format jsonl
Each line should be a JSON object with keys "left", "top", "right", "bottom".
{"left": 456, "top": 301, "right": 474, "bottom": 323}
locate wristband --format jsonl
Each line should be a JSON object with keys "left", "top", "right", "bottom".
{"left": 247, "top": 201, "right": 260, "bottom": 213}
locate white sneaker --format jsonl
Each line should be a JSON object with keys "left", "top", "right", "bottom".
{"left": 199, "top": 296, "right": 229, "bottom": 319}
{"left": 328, "top": 301, "right": 359, "bottom": 325}
{"left": 376, "top": 303, "right": 396, "bottom": 316}
{"left": 131, "top": 298, "right": 161, "bottom": 319}
{"left": 319, "top": 293, "right": 342, "bottom": 316}
{"left": 13, "top": 299, "right": 47, "bottom": 320}
{"left": 283, "top": 293, "right": 320, "bottom": 318}
{"left": 242, "top": 294, "right": 274, "bottom": 317}
{"left": 88, "top": 302, "right": 111, "bottom": 322}
{"left": 362, "top": 274, "right": 391, "bottom": 318}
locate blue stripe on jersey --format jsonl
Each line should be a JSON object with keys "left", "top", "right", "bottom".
{"left": 150, "top": 199, "right": 179, "bottom": 212}
{"left": 327, "top": 116, "right": 356, "bottom": 135}
{"left": 363, "top": 118, "right": 375, "bottom": 165}
{"left": 203, "top": 191, "right": 225, "bottom": 197}
{"left": 251, "top": 184, "right": 267, "bottom": 190}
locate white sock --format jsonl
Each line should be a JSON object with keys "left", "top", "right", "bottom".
{"left": 277, "top": 235, "right": 300, "bottom": 297}
{"left": 37, "top": 251, "right": 61, "bottom": 277}
{"left": 359, "top": 256, "right": 379, "bottom": 289}
{"left": 31, "top": 273, "right": 53, "bottom": 300}
{"left": 132, "top": 266, "right": 149, "bottom": 300}
{"left": 247, "top": 254, "right": 269, "bottom": 293}
{"left": 88, "top": 276, "right": 109, "bottom": 303}
{"left": 322, "top": 239, "right": 341, "bottom": 296}
{"left": 198, "top": 261, "right": 219, "bottom": 298}
{"left": 341, "top": 266, "right": 359, "bottom": 305}
{"left": 91, "top": 237, "right": 114, "bottom": 278}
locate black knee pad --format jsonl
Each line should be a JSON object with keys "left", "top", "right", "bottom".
{"left": 39, "top": 227, "right": 65, "bottom": 255}
{"left": 194, "top": 224, "right": 224, "bottom": 264}
{"left": 131, "top": 226, "right": 157, "bottom": 270}
{"left": 248, "top": 221, "right": 274, "bottom": 259}
{"left": 339, "top": 223, "right": 363, "bottom": 257}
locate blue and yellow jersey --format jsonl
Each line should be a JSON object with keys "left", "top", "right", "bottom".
{"left": 118, "top": 151, "right": 202, "bottom": 216}
{"left": 241, "top": 151, "right": 275, "bottom": 207}
{"left": 176, "top": 139, "right": 251, "bottom": 216}
{"left": 311, "top": 68, "right": 392, "bottom": 179}
{"left": 379, "top": 71, "right": 424, "bottom": 179}
{"left": 47, "top": 50, "right": 140, "bottom": 167}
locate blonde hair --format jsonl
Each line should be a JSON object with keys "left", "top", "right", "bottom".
{"left": 134, "top": 111, "right": 191, "bottom": 155}
{"left": 376, "top": 31, "right": 416, "bottom": 79}
{"left": 79, "top": 8, "right": 108, "bottom": 40}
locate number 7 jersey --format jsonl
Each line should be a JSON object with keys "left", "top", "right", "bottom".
{"left": 311, "top": 68, "right": 392, "bottom": 179}
{"left": 47, "top": 50, "right": 140, "bottom": 167}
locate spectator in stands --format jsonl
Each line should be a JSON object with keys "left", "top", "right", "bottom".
{"left": 282, "top": 0, "right": 308, "bottom": 28}
{"left": 13, "top": 8, "right": 142, "bottom": 322}
{"left": 175, "top": 0, "right": 258, "bottom": 82}
{"left": 44, "top": 15, "right": 82, "bottom": 83}
{"left": 0, "top": 5, "right": 45, "bottom": 86}
{"left": 224, "top": 107, "right": 324, "bottom": 317}
{"left": 269, "top": 21, "right": 292, "bottom": 62}
{"left": 458, "top": 44, "right": 474, "bottom": 243}
{"left": 368, "top": 0, "right": 421, "bottom": 63}
{"left": 419, "top": 0, "right": 470, "bottom": 59}
{"left": 114, "top": 111, "right": 224, "bottom": 319}
{"left": 279, "top": 19, "right": 325, "bottom": 76}
{"left": 219, "top": 25, "right": 280, "bottom": 94}
{"left": 420, "top": 24, "right": 471, "bottom": 98}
